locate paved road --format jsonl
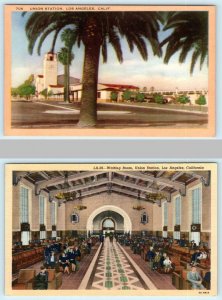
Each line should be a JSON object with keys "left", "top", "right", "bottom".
{"left": 11, "top": 101, "right": 208, "bottom": 128}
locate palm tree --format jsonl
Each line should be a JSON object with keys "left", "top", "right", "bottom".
{"left": 160, "top": 11, "right": 208, "bottom": 74}
{"left": 58, "top": 47, "right": 74, "bottom": 102}
{"left": 23, "top": 11, "right": 163, "bottom": 127}
{"left": 60, "top": 29, "right": 76, "bottom": 102}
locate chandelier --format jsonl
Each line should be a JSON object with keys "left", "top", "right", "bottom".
{"left": 73, "top": 205, "right": 87, "bottom": 211}
{"left": 54, "top": 172, "right": 86, "bottom": 207}
{"left": 133, "top": 205, "right": 145, "bottom": 211}
{"left": 146, "top": 180, "right": 167, "bottom": 202}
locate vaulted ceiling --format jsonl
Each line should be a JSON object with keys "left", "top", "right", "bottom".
{"left": 13, "top": 170, "right": 210, "bottom": 204}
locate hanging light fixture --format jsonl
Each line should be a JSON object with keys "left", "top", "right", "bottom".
{"left": 54, "top": 172, "right": 77, "bottom": 202}
{"left": 132, "top": 191, "right": 145, "bottom": 210}
{"left": 146, "top": 180, "right": 167, "bottom": 202}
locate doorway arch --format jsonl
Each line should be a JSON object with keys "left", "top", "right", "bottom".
{"left": 86, "top": 205, "right": 132, "bottom": 234}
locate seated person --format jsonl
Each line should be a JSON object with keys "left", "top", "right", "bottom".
{"left": 160, "top": 252, "right": 167, "bottom": 268}
{"left": 187, "top": 265, "right": 205, "bottom": 290}
{"left": 59, "top": 252, "right": 70, "bottom": 274}
{"left": 203, "top": 271, "right": 211, "bottom": 289}
{"left": 34, "top": 266, "right": 48, "bottom": 290}
{"left": 191, "top": 249, "right": 201, "bottom": 264}
{"left": 163, "top": 256, "right": 172, "bottom": 273}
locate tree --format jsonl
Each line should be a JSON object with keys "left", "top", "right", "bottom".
{"left": 122, "top": 90, "right": 132, "bottom": 101}
{"left": 177, "top": 95, "right": 190, "bottom": 105}
{"left": 161, "top": 12, "right": 208, "bottom": 74}
{"left": 11, "top": 75, "right": 36, "bottom": 100}
{"left": 58, "top": 47, "right": 74, "bottom": 102}
{"left": 60, "top": 29, "right": 75, "bottom": 102}
{"left": 23, "top": 11, "right": 163, "bottom": 127}
{"left": 40, "top": 88, "right": 53, "bottom": 100}
{"left": 154, "top": 93, "right": 164, "bottom": 104}
{"left": 110, "top": 91, "right": 118, "bottom": 101}
{"left": 136, "top": 93, "right": 145, "bottom": 102}
{"left": 195, "top": 95, "right": 207, "bottom": 110}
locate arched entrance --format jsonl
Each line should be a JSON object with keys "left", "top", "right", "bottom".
{"left": 102, "top": 218, "right": 115, "bottom": 235}
{"left": 86, "top": 205, "right": 132, "bottom": 235}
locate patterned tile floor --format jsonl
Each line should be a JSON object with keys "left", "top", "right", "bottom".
{"left": 90, "top": 238, "right": 145, "bottom": 290}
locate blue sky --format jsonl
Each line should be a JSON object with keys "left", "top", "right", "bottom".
{"left": 11, "top": 12, "right": 208, "bottom": 90}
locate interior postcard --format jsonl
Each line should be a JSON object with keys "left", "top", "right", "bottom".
{"left": 4, "top": 5, "right": 215, "bottom": 137}
{"left": 5, "top": 163, "right": 217, "bottom": 296}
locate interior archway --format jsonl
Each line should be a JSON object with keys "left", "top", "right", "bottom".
{"left": 86, "top": 205, "right": 132, "bottom": 234}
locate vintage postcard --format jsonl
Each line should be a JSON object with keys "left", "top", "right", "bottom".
{"left": 5, "top": 163, "right": 217, "bottom": 296}
{"left": 4, "top": 5, "right": 215, "bottom": 137}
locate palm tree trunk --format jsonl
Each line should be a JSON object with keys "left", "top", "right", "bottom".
{"left": 77, "top": 40, "right": 100, "bottom": 127}
{"left": 64, "top": 64, "right": 68, "bottom": 102}
{"left": 67, "top": 62, "right": 70, "bottom": 102}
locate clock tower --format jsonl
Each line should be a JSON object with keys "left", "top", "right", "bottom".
{"left": 43, "top": 52, "right": 58, "bottom": 89}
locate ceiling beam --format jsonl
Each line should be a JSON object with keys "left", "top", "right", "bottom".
{"left": 36, "top": 171, "right": 107, "bottom": 193}
{"left": 115, "top": 171, "right": 185, "bottom": 192}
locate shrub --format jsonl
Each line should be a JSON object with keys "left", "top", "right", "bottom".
{"left": 154, "top": 93, "right": 164, "bottom": 104}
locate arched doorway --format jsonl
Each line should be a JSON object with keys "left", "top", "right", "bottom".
{"left": 102, "top": 218, "right": 115, "bottom": 235}
{"left": 86, "top": 205, "right": 132, "bottom": 235}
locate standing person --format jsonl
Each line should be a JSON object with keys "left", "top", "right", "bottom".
{"left": 187, "top": 265, "right": 206, "bottom": 290}
{"left": 87, "top": 238, "right": 92, "bottom": 254}
{"left": 152, "top": 250, "right": 161, "bottom": 271}
{"left": 59, "top": 252, "right": 70, "bottom": 275}
{"left": 74, "top": 246, "right": 81, "bottom": 271}
{"left": 67, "top": 248, "right": 76, "bottom": 272}
{"left": 34, "top": 266, "right": 48, "bottom": 290}
{"left": 44, "top": 245, "right": 51, "bottom": 266}
{"left": 49, "top": 251, "right": 56, "bottom": 269}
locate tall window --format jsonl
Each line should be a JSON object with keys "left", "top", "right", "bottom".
{"left": 39, "top": 195, "right": 45, "bottom": 225}
{"left": 20, "top": 186, "right": 30, "bottom": 245}
{"left": 175, "top": 196, "right": 181, "bottom": 225}
{"left": 174, "top": 196, "right": 181, "bottom": 239}
{"left": 20, "top": 186, "right": 29, "bottom": 223}
{"left": 39, "top": 195, "right": 46, "bottom": 240}
{"left": 163, "top": 202, "right": 168, "bottom": 238}
{"left": 192, "top": 187, "right": 201, "bottom": 224}
{"left": 163, "top": 202, "right": 168, "bottom": 226}
{"left": 50, "top": 202, "right": 56, "bottom": 225}
{"left": 190, "top": 187, "right": 201, "bottom": 245}
{"left": 51, "top": 202, "right": 57, "bottom": 238}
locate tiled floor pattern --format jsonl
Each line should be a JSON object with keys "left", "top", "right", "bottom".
{"left": 90, "top": 238, "right": 145, "bottom": 290}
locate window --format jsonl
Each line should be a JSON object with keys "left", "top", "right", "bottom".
{"left": 39, "top": 195, "right": 45, "bottom": 225}
{"left": 192, "top": 187, "right": 201, "bottom": 224}
{"left": 40, "top": 231, "right": 46, "bottom": 239}
{"left": 163, "top": 202, "right": 168, "bottom": 226}
{"left": 175, "top": 196, "right": 181, "bottom": 225}
{"left": 21, "top": 231, "right": 30, "bottom": 246}
{"left": 141, "top": 212, "right": 148, "bottom": 224}
{"left": 52, "top": 231, "right": 57, "bottom": 238}
{"left": 97, "top": 92, "right": 101, "bottom": 98}
{"left": 50, "top": 202, "right": 57, "bottom": 225}
{"left": 163, "top": 231, "right": 167, "bottom": 238}
{"left": 71, "top": 213, "right": 79, "bottom": 223}
{"left": 190, "top": 186, "right": 201, "bottom": 245}
{"left": 20, "top": 186, "right": 29, "bottom": 223}
{"left": 173, "top": 231, "right": 180, "bottom": 239}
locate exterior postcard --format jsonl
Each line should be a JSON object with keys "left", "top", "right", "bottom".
{"left": 4, "top": 5, "right": 215, "bottom": 137}
{"left": 5, "top": 163, "right": 217, "bottom": 296}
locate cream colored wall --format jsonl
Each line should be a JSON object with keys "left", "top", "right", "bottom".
{"left": 12, "top": 178, "right": 211, "bottom": 234}
{"left": 65, "top": 193, "right": 153, "bottom": 232}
